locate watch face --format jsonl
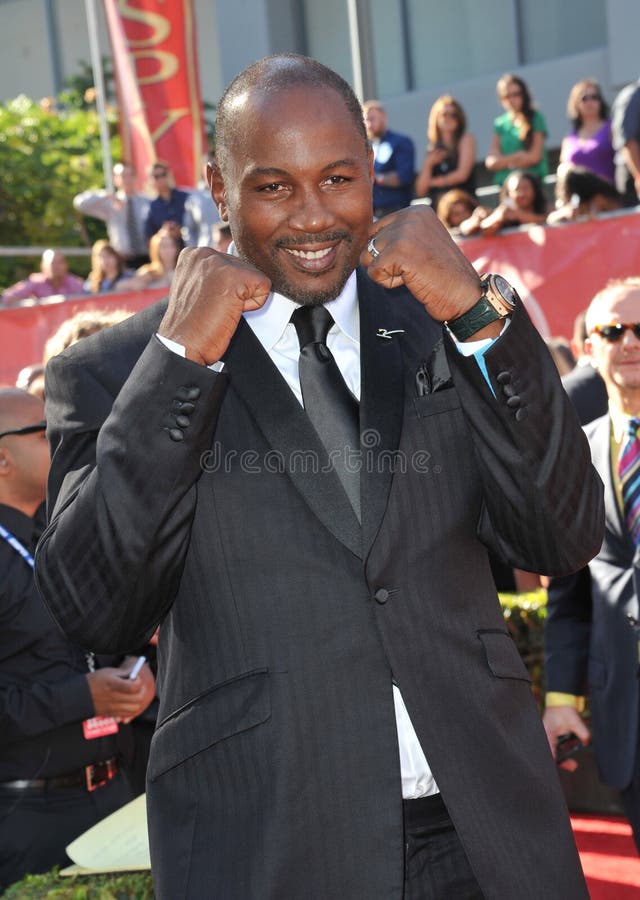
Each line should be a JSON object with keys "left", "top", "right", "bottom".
{"left": 493, "top": 274, "right": 518, "bottom": 309}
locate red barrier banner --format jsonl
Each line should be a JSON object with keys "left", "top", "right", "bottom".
{"left": 104, "top": 0, "right": 206, "bottom": 189}
{"left": 459, "top": 210, "right": 640, "bottom": 338}
{"left": 2, "top": 211, "right": 640, "bottom": 386}
{"left": 0, "top": 288, "right": 165, "bottom": 387}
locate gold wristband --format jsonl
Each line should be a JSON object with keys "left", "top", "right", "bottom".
{"left": 545, "top": 692, "right": 586, "bottom": 713}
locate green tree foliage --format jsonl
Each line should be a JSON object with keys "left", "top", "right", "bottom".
{"left": 0, "top": 56, "right": 215, "bottom": 292}
{"left": 0, "top": 94, "right": 120, "bottom": 289}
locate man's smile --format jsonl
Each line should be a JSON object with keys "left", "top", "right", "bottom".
{"left": 281, "top": 243, "right": 339, "bottom": 272}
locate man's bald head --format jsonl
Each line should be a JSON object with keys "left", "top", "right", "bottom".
{"left": 214, "top": 53, "right": 368, "bottom": 176}
{"left": 0, "top": 389, "right": 44, "bottom": 434}
{"left": 0, "top": 389, "right": 49, "bottom": 515}
{"left": 585, "top": 277, "right": 640, "bottom": 335}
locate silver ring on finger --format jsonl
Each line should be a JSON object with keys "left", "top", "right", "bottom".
{"left": 367, "top": 237, "right": 381, "bottom": 259}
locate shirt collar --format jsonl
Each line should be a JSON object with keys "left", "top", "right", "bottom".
{"left": 243, "top": 270, "right": 360, "bottom": 352}
{"left": 610, "top": 403, "right": 639, "bottom": 445}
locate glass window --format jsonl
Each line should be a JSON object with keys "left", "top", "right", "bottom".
{"left": 303, "top": 0, "right": 354, "bottom": 85}
{"left": 404, "top": 0, "right": 518, "bottom": 89}
{"left": 518, "top": 0, "right": 606, "bottom": 64}
{"left": 369, "top": 0, "right": 408, "bottom": 98}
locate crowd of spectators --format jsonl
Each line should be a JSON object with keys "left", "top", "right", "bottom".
{"left": 411, "top": 71, "right": 640, "bottom": 236}
{"left": 3, "top": 73, "right": 640, "bottom": 307}
{"left": 1, "top": 157, "right": 222, "bottom": 306}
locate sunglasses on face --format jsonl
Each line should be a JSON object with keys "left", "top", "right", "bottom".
{"left": 593, "top": 323, "right": 640, "bottom": 342}
{"left": 0, "top": 421, "right": 47, "bottom": 441}
{"left": 580, "top": 93, "right": 600, "bottom": 102}
{"left": 502, "top": 90, "right": 522, "bottom": 99}
{"left": 441, "top": 110, "right": 458, "bottom": 118}
{"left": 152, "top": 171, "right": 168, "bottom": 179}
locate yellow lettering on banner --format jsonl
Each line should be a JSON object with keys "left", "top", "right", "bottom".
{"left": 133, "top": 50, "right": 179, "bottom": 85}
{"left": 150, "top": 108, "right": 190, "bottom": 143}
{"left": 117, "top": 0, "right": 170, "bottom": 46}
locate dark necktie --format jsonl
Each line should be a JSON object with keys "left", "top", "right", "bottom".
{"left": 291, "top": 304, "right": 361, "bottom": 521}
{"left": 619, "top": 417, "right": 640, "bottom": 545}
{"left": 125, "top": 198, "right": 144, "bottom": 257}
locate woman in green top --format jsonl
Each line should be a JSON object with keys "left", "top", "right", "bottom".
{"left": 485, "top": 73, "right": 548, "bottom": 187}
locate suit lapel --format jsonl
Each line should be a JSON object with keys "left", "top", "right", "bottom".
{"left": 357, "top": 271, "right": 405, "bottom": 556}
{"left": 222, "top": 317, "right": 362, "bottom": 558}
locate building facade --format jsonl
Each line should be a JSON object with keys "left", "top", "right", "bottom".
{"left": 0, "top": 0, "right": 638, "bottom": 171}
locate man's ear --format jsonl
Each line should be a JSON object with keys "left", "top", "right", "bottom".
{"left": 368, "top": 145, "right": 375, "bottom": 182}
{"left": 210, "top": 165, "right": 228, "bottom": 222}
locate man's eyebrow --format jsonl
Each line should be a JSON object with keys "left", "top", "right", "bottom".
{"left": 324, "top": 158, "right": 361, "bottom": 170}
{"left": 247, "top": 158, "right": 363, "bottom": 180}
{"left": 247, "top": 167, "right": 290, "bottom": 179}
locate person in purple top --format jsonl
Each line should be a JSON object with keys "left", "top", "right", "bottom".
{"left": 549, "top": 79, "right": 622, "bottom": 223}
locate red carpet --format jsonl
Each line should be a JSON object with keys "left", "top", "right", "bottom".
{"left": 572, "top": 814, "right": 640, "bottom": 898}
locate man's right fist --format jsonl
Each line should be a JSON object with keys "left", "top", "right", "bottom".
{"left": 158, "top": 247, "right": 272, "bottom": 365}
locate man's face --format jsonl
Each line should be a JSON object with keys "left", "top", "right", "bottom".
{"left": 42, "top": 251, "right": 67, "bottom": 281}
{"left": 586, "top": 287, "right": 640, "bottom": 399}
{"left": 150, "top": 166, "right": 171, "bottom": 194}
{"left": 363, "top": 105, "right": 387, "bottom": 140}
{"left": 115, "top": 165, "right": 136, "bottom": 193}
{"left": 212, "top": 85, "right": 374, "bottom": 306}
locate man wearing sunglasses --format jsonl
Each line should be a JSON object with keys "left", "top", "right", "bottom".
{"left": 544, "top": 277, "right": 640, "bottom": 854}
{"left": 145, "top": 162, "right": 189, "bottom": 243}
{"left": 0, "top": 389, "right": 155, "bottom": 890}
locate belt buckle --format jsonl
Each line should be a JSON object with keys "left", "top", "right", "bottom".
{"left": 85, "top": 763, "right": 107, "bottom": 793}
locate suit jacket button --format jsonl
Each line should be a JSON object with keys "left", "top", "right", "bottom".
{"left": 176, "top": 386, "right": 201, "bottom": 401}
{"left": 174, "top": 400, "right": 196, "bottom": 413}
{"left": 502, "top": 383, "right": 516, "bottom": 397}
{"left": 175, "top": 415, "right": 190, "bottom": 428}
{"left": 168, "top": 428, "right": 185, "bottom": 442}
{"left": 374, "top": 588, "right": 389, "bottom": 604}
{"left": 506, "top": 395, "right": 521, "bottom": 408}
{"left": 515, "top": 408, "right": 528, "bottom": 422}
{"left": 496, "top": 371, "right": 512, "bottom": 384}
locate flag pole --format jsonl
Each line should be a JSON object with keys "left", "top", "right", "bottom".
{"left": 346, "top": 0, "right": 364, "bottom": 102}
{"left": 85, "top": 0, "right": 114, "bottom": 193}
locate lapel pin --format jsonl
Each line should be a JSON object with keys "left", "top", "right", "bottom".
{"left": 376, "top": 328, "right": 405, "bottom": 340}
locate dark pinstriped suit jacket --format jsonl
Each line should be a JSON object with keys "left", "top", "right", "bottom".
{"left": 36, "top": 269, "right": 603, "bottom": 899}
{"left": 546, "top": 413, "right": 640, "bottom": 790}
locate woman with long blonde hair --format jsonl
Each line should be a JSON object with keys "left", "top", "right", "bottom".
{"left": 414, "top": 95, "right": 476, "bottom": 212}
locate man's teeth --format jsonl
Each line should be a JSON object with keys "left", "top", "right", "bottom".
{"left": 284, "top": 247, "right": 332, "bottom": 260}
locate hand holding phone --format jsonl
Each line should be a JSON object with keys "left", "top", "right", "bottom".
{"left": 555, "top": 732, "right": 588, "bottom": 764}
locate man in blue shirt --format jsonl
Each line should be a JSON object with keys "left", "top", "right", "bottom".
{"left": 145, "top": 162, "right": 189, "bottom": 242}
{"left": 611, "top": 77, "right": 640, "bottom": 205}
{"left": 364, "top": 100, "right": 415, "bottom": 217}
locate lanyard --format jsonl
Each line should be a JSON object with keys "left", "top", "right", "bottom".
{"left": 0, "top": 523, "right": 35, "bottom": 569}
{"left": 0, "top": 523, "right": 98, "bottom": 672}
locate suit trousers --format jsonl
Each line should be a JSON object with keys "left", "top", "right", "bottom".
{"left": 0, "top": 771, "right": 133, "bottom": 891}
{"left": 403, "top": 793, "right": 484, "bottom": 899}
{"left": 621, "top": 712, "right": 640, "bottom": 855}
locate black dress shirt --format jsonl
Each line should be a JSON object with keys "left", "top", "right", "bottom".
{"left": 0, "top": 503, "right": 121, "bottom": 779}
